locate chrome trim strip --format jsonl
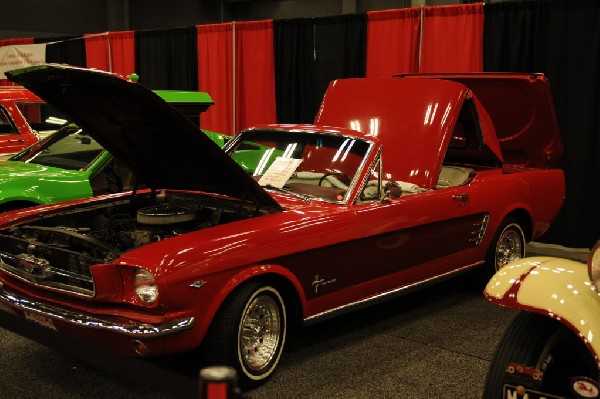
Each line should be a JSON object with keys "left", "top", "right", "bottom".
{"left": 354, "top": 148, "right": 383, "bottom": 204}
{"left": 469, "top": 213, "right": 490, "bottom": 246}
{"left": 0, "top": 253, "right": 94, "bottom": 298}
{"left": 0, "top": 282, "right": 194, "bottom": 338}
{"left": 303, "top": 261, "right": 484, "bottom": 325}
{"left": 341, "top": 141, "right": 376, "bottom": 204}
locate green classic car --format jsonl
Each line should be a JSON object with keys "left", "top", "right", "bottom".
{"left": 0, "top": 90, "right": 228, "bottom": 212}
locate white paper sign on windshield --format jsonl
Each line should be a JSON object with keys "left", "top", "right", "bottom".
{"left": 258, "top": 157, "right": 303, "bottom": 189}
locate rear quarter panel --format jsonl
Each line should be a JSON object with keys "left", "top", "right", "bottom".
{"left": 468, "top": 167, "right": 565, "bottom": 245}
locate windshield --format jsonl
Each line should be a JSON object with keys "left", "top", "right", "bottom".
{"left": 227, "top": 129, "right": 371, "bottom": 202}
{"left": 16, "top": 102, "right": 69, "bottom": 140}
{"left": 11, "top": 126, "right": 104, "bottom": 171}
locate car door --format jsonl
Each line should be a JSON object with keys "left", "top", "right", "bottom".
{"left": 354, "top": 188, "right": 475, "bottom": 282}
{"left": 0, "top": 104, "right": 30, "bottom": 157}
{"left": 346, "top": 158, "right": 485, "bottom": 296}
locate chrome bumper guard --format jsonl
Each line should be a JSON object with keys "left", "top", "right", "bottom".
{"left": 0, "top": 282, "right": 194, "bottom": 338}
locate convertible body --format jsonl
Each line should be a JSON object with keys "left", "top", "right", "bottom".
{"left": 0, "top": 65, "right": 565, "bottom": 387}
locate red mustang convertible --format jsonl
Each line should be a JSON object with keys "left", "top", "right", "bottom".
{"left": 0, "top": 65, "right": 564, "bottom": 388}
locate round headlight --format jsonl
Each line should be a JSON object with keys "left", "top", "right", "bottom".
{"left": 588, "top": 240, "right": 600, "bottom": 289}
{"left": 134, "top": 268, "right": 158, "bottom": 305}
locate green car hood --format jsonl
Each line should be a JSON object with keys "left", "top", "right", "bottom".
{"left": 6, "top": 64, "right": 281, "bottom": 211}
{"left": 0, "top": 161, "right": 91, "bottom": 203}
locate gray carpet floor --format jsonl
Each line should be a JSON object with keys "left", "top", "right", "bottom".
{"left": 0, "top": 273, "right": 520, "bottom": 399}
{"left": 1, "top": 242, "right": 589, "bottom": 399}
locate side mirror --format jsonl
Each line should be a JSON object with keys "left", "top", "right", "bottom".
{"left": 382, "top": 181, "right": 402, "bottom": 202}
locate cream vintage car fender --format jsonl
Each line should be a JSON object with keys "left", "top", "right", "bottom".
{"left": 485, "top": 256, "right": 600, "bottom": 362}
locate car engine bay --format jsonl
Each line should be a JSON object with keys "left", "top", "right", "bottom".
{"left": 0, "top": 192, "right": 270, "bottom": 295}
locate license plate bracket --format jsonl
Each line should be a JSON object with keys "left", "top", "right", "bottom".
{"left": 504, "top": 384, "right": 567, "bottom": 399}
{"left": 24, "top": 311, "right": 57, "bottom": 331}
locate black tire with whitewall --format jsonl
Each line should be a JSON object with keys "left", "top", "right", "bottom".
{"left": 483, "top": 311, "right": 599, "bottom": 399}
{"left": 471, "top": 218, "right": 526, "bottom": 286}
{"left": 202, "top": 282, "right": 287, "bottom": 389}
{"left": 487, "top": 218, "right": 526, "bottom": 273}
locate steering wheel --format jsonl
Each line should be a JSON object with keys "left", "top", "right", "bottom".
{"left": 318, "top": 171, "right": 351, "bottom": 187}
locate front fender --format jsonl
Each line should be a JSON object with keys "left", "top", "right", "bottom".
{"left": 485, "top": 256, "right": 600, "bottom": 362}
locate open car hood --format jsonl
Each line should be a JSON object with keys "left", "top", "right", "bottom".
{"left": 6, "top": 64, "right": 281, "bottom": 210}
{"left": 398, "top": 73, "right": 563, "bottom": 169}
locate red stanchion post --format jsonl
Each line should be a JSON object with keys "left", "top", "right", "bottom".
{"left": 199, "top": 366, "right": 240, "bottom": 399}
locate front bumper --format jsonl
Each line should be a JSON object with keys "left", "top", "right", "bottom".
{"left": 0, "top": 282, "right": 194, "bottom": 338}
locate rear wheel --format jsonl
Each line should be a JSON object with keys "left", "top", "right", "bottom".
{"left": 486, "top": 218, "right": 526, "bottom": 272}
{"left": 202, "top": 282, "right": 287, "bottom": 389}
{"left": 472, "top": 218, "right": 525, "bottom": 288}
{"left": 484, "top": 312, "right": 599, "bottom": 399}
{"left": 472, "top": 218, "right": 526, "bottom": 285}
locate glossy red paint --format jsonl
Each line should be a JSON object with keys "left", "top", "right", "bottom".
{"left": 0, "top": 87, "right": 44, "bottom": 157}
{"left": 396, "top": 73, "right": 563, "bottom": 169}
{"left": 316, "top": 77, "right": 467, "bottom": 189}
{"left": 0, "top": 69, "right": 566, "bottom": 385}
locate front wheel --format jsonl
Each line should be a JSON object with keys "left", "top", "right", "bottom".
{"left": 483, "top": 312, "right": 599, "bottom": 399}
{"left": 202, "top": 282, "right": 287, "bottom": 389}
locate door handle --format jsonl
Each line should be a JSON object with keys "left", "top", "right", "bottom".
{"left": 452, "top": 194, "right": 469, "bottom": 202}
{"left": 8, "top": 139, "right": 24, "bottom": 143}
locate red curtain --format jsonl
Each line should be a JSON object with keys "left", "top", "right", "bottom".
{"left": 84, "top": 33, "right": 110, "bottom": 71}
{"left": 0, "top": 38, "right": 35, "bottom": 86}
{"left": 197, "top": 23, "right": 233, "bottom": 134}
{"left": 420, "top": 3, "right": 484, "bottom": 73}
{"left": 235, "top": 20, "right": 276, "bottom": 131}
{"left": 108, "top": 31, "right": 135, "bottom": 76}
{"left": 366, "top": 8, "right": 421, "bottom": 77}
{"left": 84, "top": 31, "right": 135, "bottom": 77}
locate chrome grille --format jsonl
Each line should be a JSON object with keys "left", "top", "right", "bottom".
{"left": 0, "top": 251, "right": 94, "bottom": 297}
{"left": 0, "top": 234, "right": 97, "bottom": 297}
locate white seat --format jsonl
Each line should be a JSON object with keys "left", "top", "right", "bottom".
{"left": 437, "top": 166, "right": 474, "bottom": 189}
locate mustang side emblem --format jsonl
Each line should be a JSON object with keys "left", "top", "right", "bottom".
{"left": 312, "top": 275, "right": 337, "bottom": 294}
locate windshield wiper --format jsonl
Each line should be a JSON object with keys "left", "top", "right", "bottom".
{"left": 263, "top": 185, "right": 312, "bottom": 202}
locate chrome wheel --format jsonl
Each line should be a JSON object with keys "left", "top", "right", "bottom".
{"left": 203, "top": 283, "right": 287, "bottom": 389}
{"left": 239, "top": 292, "right": 282, "bottom": 372}
{"left": 495, "top": 223, "right": 525, "bottom": 270}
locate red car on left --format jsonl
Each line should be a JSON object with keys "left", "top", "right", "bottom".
{"left": 0, "top": 86, "right": 65, "bottom": 160}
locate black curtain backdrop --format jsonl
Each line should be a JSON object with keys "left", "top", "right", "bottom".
{"left": 274, "top": 18, "right": 316, "bottom": 124}
{"left": 135, "top": 27, "right": 198, "bottom": 90}
{"left": 274, "top": 14, "right": 366, "bottom": 124}
{"left": 483, "top": 1, "right": 550, "bottom": 72}
{"left": 35, "top": 36, "right": 86, "bottom": 67}
{"left": 485, "top": 0, "right": 600, "bottom": 248}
